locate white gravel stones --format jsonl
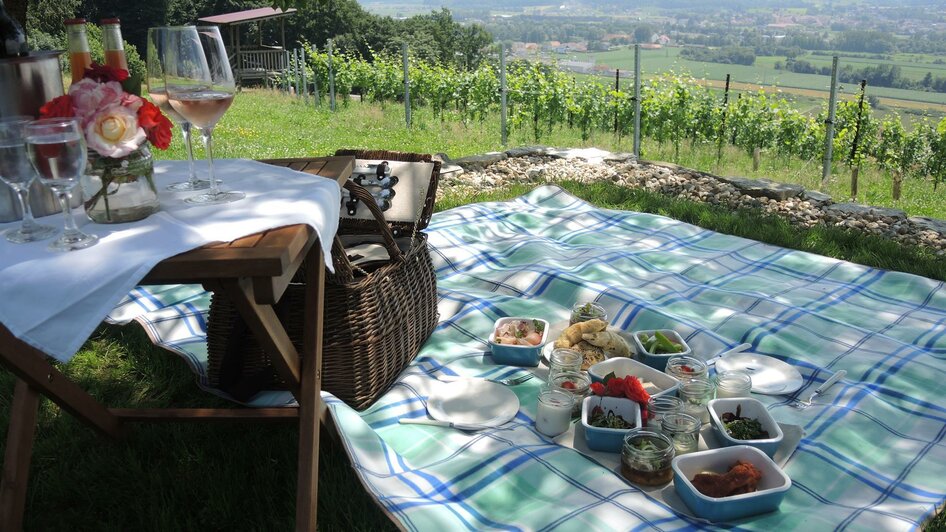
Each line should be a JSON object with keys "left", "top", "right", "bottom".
{"left": 435, "top": 152, "right": 946, "bottom": 254}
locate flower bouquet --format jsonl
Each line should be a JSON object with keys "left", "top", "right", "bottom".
{"left": 40, "top": 64, "right": 173, "bottom": 223}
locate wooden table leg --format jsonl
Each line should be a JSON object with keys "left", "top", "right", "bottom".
{"left": 0, "top": 380, "right": 41, "bottom": 530}
{"left": 295, "top": 246, "right": 324, "bottom": 532}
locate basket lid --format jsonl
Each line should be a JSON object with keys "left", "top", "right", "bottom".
{"left": 335, "top": 149, "right": 440, "bottom": 236}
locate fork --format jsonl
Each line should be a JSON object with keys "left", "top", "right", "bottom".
{"left": 439, "top": 373, "right": 535, "bottom": 386}
{"left": 791, "top": 370, "right": 846, "bottom": 409}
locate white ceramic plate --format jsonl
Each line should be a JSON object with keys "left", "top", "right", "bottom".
{"left": 715, "top": 353, "right": 804, "bottom": 395}
{"left": 426, "top": 378, "right": 520, "bottom": 426}
{"left": 540, "top": 320, "right": 633, "bottom": 365}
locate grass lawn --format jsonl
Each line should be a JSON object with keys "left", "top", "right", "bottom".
{"left": 2, "top": 88, "right": 945, "bottom": 530}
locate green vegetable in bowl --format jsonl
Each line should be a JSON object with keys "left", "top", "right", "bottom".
{"left": 590, "top": 405, "right": 636, "bottom": 429}
{"left": 639, "top": 331, "right": 685, "bottom": 354}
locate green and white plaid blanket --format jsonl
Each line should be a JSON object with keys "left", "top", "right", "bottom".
{"left": 109, "top": 185, "right": 946, "bottom": 530}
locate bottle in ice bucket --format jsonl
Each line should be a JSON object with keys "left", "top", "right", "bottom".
{"left": 0, "top": 0, "right": 28, "bottom": 58}
{"left": 64, "top": 19, "right": 91, "bottom": 84}
{"left": 100, "top": 18, "right": 127, "bottom": 71}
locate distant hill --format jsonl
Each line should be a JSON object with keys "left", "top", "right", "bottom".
{"left": 361, "top": 0, "right": 938, "bottom": 8}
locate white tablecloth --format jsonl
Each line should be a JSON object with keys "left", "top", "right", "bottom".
{"left": 0, "top": 159, "right": 341, "bottom": 362}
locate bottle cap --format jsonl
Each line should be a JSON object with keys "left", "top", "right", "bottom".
{"left": 100, "top": 17, "right": 121, "bottom": 25}
{"left": 64, "top": 18, "right": 87, "bottom": 25}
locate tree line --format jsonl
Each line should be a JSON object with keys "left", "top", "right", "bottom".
{"left": 24, "top": 0, "right": 491, "bottom": 71}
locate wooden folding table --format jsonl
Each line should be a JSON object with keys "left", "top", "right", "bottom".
{"left": 0, "top": 156, "right": 354, "bottom": 531}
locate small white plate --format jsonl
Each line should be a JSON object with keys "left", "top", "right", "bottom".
{"left": 426, "top": 378, "right": 520, "bottom": 426}
{"left": 715, "top": 353, "right": 804, "bottom": 395}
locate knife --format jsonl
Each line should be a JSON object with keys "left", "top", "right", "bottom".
{"left": 398, "top": 418, "right": 498, "bottom": 431}
{"left": 705, "top": 343, "right": 752, "bottom": 367}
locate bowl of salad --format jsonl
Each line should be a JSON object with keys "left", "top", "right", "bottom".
{"left": 632, "top": 329, "right": 692, "bottom": 371}
{"left": 581, "top": 395, "right": 642, "bottom": 452}
{"left": 489, "top": 317, "right": 550, "bottom": 367}
{"left": 707, "top": 398, "right": 784, "bottom": 458}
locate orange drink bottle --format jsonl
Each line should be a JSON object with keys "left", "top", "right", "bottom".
{"left": 64, "top": 18, "right": 91, "bottom": 84}
{"left": 100, "top": 18, "right": 128, "bottom": 72}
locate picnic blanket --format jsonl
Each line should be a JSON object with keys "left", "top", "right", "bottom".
{"left": 108, "top": 185, "right": 946, "bottom": 531}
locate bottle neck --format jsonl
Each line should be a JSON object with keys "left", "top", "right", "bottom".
{"left": 102, "top": 24, "right": 124, "bottom": 51}
{"left": 66, "top": 26, "right": 90, "bottom": 53}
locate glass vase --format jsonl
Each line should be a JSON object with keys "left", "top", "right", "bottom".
{"left": 82, "top": 145, "right": 159, "bottom": 224}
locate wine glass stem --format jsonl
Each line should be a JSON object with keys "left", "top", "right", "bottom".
{"left": 181, "top": 121, "right": 198, "bottom": 185}
{"left": 14, "top": 186, "right": 39, "bottom": 232}
{"left": 201, "top": 127, "right": 220, "bottom": 196}
{"left": 57, "top": 190, "right": 80, "bottom": 237}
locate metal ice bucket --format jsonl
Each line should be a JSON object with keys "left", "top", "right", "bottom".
{"left": 0, "top": 50, "right": 79, "bottom": 223}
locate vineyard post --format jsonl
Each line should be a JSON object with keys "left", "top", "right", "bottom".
{"left": 283, "top": 50, "right": 290, "bottom": 94}
{"left": 294, "top": 48, "right": 301, "bottom": 99}
{"left": 821, "top": 55, "right": 840, "bottom": 189}
{"left": 301, "top": 48, "right": 309, "bottom": 105}
{"left": 500, "top": 44, "right": 508, "bottom": 146}
{"left": 633, "top": 44, "right": 641, "bottom": 158}
{"left": 312, "top": 50, "right": 321, "bottom": 106}
{"left": 403, "top": 43, "right": 411, "bottom": 129}
{"left": 717, "top": 73, "right": 731, "bottom": 170}
{"left": 328, "top": 39, "right": 336, "bottom": 112}
{"left": 849, "top": 79, "right": 868, "bottom": 200}
{"left": 614, "top": 69, "right": 620, "bottom": 136}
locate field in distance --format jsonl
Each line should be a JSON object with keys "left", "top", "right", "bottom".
{"left": 577, "top": 46, "right": 946, "bottom": 118}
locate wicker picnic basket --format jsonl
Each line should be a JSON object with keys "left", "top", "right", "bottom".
{"left": 206, "top": 150, "right": 440, "bottom": 410}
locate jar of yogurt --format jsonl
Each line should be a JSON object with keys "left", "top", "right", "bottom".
{"left": 536, "top": 389, "right": 574, "bottom": 437}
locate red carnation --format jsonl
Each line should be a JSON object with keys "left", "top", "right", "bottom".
{"left": 622, "top": 375, "right": 650, "bottom": 404}
{"left": 605, "top": 377, "right": 625, "bottom": 397}
{"left": 84, "top": 63, "right": 129, "bottom": 83}
{"left": 39, "top": 95, "right": 75, "bottom": 119}
{"left": 137, "top": 100, "right": 173, "bottom": 150}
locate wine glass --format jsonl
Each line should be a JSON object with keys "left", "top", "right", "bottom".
{"left": 165, "top": 26, "right": 244, "bottom": 204}
{"left": 146, "top": 27, "right": 208, "bottom": 191}
{"left": 24, "top": 118, "right": 98, "bottom": 251}
{"left": 0, "top": 116, "right": 56, "bottom": 243}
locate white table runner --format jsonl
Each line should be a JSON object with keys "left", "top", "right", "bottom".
{"left": 0, "top": 159, "right": 341, "bottom": 362}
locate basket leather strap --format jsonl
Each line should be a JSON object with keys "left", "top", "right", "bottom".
{"left": 334, "top": 180, "right": 405, "bottom": 278}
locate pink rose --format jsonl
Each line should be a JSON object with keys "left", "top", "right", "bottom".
{"left": 69, "top": 79, "right": 124, "bottom": 127}
{"left": 85, "top": 103, "right": 146, "bottom": 158}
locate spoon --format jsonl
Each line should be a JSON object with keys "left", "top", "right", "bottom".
{"left": 705, "top": 343, "right": 752, "bottom": 367}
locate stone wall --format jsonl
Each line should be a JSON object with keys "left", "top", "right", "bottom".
{"left": 435, "top": 147, "right": 945, "bottom": 255}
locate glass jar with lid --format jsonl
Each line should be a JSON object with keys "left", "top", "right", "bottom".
{"left": 550, "top": 371, "right": 591, "bottom": 416}
{"left": 660, "top": 412, "right": 701, "bottom": 455}
{"left": 620, "top": 429, "right": 675, "bottom": 486}
{"left": 570, "top": 302, "right": 608, "bottom": 325}
{"left": 665, "top": 355, "right": 708, "bottom": 383}
{"left": 714, "top": 370, "right": 752, "bottom": 398}
{"left": 548, "top": 348, "right": 583, "bottom": 383}
{"left": 646, "top": 395, "right": 684, "bottom": 432}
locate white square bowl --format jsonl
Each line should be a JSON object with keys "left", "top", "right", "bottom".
{"left": 581, "top": 396, "right": 643, "bottom": 452}
{"left": 632, "top": 329, "right": 692, "bottom": 371}
{"left": 587, "top": 357, "right": 680, "bottom": 398}
{"left": 672, "top": 445, "right": 791, "bottom": 522}
{"left": 708, "top": 397, "right": 784, "bottom": 458}
{"left": 488, "top": 317, "right": 550, "bottom": 367}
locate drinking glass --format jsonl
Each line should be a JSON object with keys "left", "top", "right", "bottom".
{"left": 0, "top": 116, "right": 56, "bottom": 243}
{"left": 24, "top": 118, "right": 98, "bottom": 251}
{"left": 146, "top": 26, "right": 208, "bottom": 191}
{"left": 165, "top": 26, "right": 243, "bottom": 204}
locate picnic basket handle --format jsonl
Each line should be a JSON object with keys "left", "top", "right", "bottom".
{"left": 333, "top": 180, "right": 405, "bottom": 278}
